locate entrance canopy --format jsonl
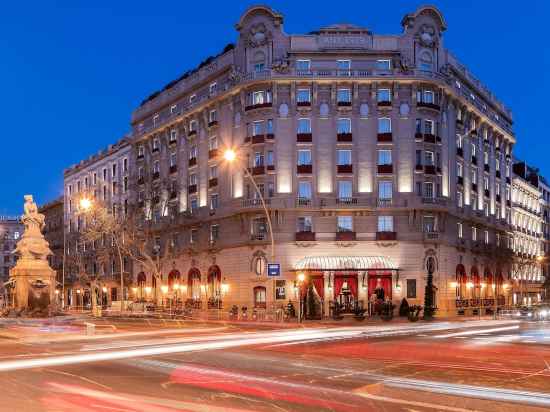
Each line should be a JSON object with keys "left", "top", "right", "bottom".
{"left": 293, "top": 256, "right": 399, "bottom": 272}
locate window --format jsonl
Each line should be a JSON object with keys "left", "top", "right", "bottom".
{"left": 378, "top": 117, "right": 391, "bottom": 133}
{"left": 337, "top": 88, "right": 351, "bottom": 103}
{"left": 297, "top": 216, "right": 312, "bottom": 232}
{"left": 423, "top": 216, "right": 436, "bottom": 233}
{"left": 266, "top": 119, "right": 273, "bottom": 134}
{"left": 252, "top": 120, "right": 264, "bottom": 136}
{"left": 190, "top": 229, "right": 198, "bottom": 244}
{"left": 210, "top": 225, "right": 219, "bottom": 242}
{"left": 153, "top": 160, "right": 160, "bottom": 174}
{"left": 254, "top": 152, "right": 264, "bottom": 167}
{"left": 457, "top": 222, "right": 463, "bottom": 238}
{"left": 457, "top": 191, "right": 463, "bottom": 207}
{"left": 472, "top": 226, "right": 477, "bottom": 241}
{"left": 484, "top": 230, "right": 489, "bottom": 244}
{"left": 407, "top": 279, "right": 417, "bottom": 299}
{"left": 189, "top": 94, "right": 196, "bottom": 104}
{"left": 415, "top": 118, "right": 422, "bottom": 134}
{"left": 337, "top": 118, "right": 351, "bottom": 134}
{"left": 424, "top": 182, "right": 434, "bottom": 198}
{"left": 189, "top": 120, "right": 197, "bottom": 132}
{"left": 484, "top": 151, "right": 489, "bottom": 165}
{"left": 138, "top": 146, "right": 144, "bottom": 157}
{"left": 296, "top": 59, "right": 311, "bottom": 72}
{"left": 377, "top": 150, "right": 392, "bottom": 165}
{"left": 170, "top": 104, "right": 177, "bottom": 114}
{"left": 254, "top": 286, "right": 267, "bottom": 307}
{"left": 170, "top": 152, "right": 177, "bottom": 167}
{"left": 252, "top": 90, "right": 271, "bottom": 105}
{"left": 209, "top": 82, "right": 217, "bottom": 95}
{"left": 297, "top": 88, "right": 311, "bottom": 103}
{"left": 337, "top": 149, "right": 352, "bottom": 166}
{"left": 456, "top": 134, "right": 463, "bottom": 149}
{"left": 424, "top": 151, "right": 434, "bottom": 166}
{"left": 266, "top": 150, "right": 274, "bottom": 166}
{"left": 457, "top": 162, "right": 463, "bottom": 177}
{"left": 298, "top": 181, "right": 312, "bottom": 200}
{"left": 337, "top": 216, "right": 353, "bottom": 232}
{"left": 209, "top": 110, "right": 217, "bottom": 123}
{"left": 471, "top": 142, "right": 477, "bottom": 157}
{"left": 376, "top": 59, "right": 391, "bottom": 71}
{"left": 153, "top": 114, "right": 159, "bottom": 126}
{"left": 424, "top": 119, "right": 434, "bottom": 135}
{"left": 189, "top": 173, "right": 197, "bottom": 186}
{"left": 472, "top": 168, "right": 478, "bottom": 183}
{"left": 297, "top": 150, "right": 311, "bottom": 165}
{"left": 297, "top": 118, "right": 311, "bottom": 133}
{"left": 336, "top": 59, "right": 351, "bottom": 74}
{"left": 377, "top": 88, "right": 391, "bottom": 103}
{"left": 189, "top": 145, "right": 198, "bottom": 160}
{"left": 209, "top": 136, "right": 218, "bottom": 150}
{"left": 484, "top": 176, "right": 489, "bottom": 191}
{"left": 190, "top": 198, "right": 198, "bottom": 212}
{"left": 210, "top": 193, "right": 219, "bottom": 210}
{"left": 378, "top": 216, "right": 394, "bottom": 232}
{"left": 338, "top": 180, "right": 352, "bottom": 199}
{"left": 209, "top": 165, "right": 218, "bottom": 179}
{"left": 378, "top": 181, "right": 393, "bottom": 200}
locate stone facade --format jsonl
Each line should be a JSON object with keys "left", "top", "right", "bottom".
{"left": 122, "top": 5, "right": 516, "bottom": 317}
{"left": 0, "top": 217, "right": 23, "bottom": 306}
{"left": 39, "top": 198, "right": 64, "bottom": 287}
{"left": 63, "top": 137, "right": 132, "bottom": 308}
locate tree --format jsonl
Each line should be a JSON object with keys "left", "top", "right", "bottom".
{"left": 423, "top": 256, "right": 436, "bottom": 320}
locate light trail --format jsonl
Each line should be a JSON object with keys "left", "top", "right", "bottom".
{"left": 433, "top": 325, "right": 520, "bottom": 338}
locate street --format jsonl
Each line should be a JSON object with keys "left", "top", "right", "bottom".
{"left": 0, "top": 319, "right": 549, "bottom": 411}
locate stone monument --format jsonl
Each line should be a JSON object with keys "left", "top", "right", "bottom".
{"left": 9, "top": 195, "right": 56, "bottom": 313}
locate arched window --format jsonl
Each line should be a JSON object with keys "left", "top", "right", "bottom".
{"left": 168, "top": 270, "right": 181, "bottom": 290}
{"left": 471, "top": 266, "right": 480, "bottom": 298}
{"left": 188, "top": 268, "right": 201, "bottom": 300}
{"left": 252, "top": 255, "right": 267, "bottom": 276}
{"left": 252, "top": 51, "right": 266, "bottom": 73}
{"left": 484, "top": 267, "right": 493, "bottom": 298}
{"left": 207, "top": 265, "right": 221, "bottom": 298}
{"left": 253, "top": 286, "right": 267, "bottom": 308}
{"left": 137, "top": 272, "right": 146, "bottom": 299}
{"left": 456, "top": 264, "right": 466, "bottom": 299}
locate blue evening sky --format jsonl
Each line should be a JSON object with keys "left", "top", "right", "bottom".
{"left": 0, "top": 1, "right": 548, "bottom": 215}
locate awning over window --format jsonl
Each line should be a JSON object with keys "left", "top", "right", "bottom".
{"left": 293, "top": 256, "right": 398, "bottom": 272}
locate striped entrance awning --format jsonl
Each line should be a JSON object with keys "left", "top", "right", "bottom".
{"left": 293, "top": 256, "right": 398, "bottom": 272}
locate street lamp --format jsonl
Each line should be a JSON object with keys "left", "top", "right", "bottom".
{"left": 296, "top": 272, "right": 306, "bottom": 323}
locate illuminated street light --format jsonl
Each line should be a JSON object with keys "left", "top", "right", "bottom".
{"left": 79, "top": 197, "right": 93, "bottom": 211}
{"left": 223, "top": 148, "right": 237, "bottom": 162}
{"left": 161, "top": 285, "right": 168, "bottom": 294}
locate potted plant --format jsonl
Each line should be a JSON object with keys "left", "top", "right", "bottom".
{"left": 408, "top": 304, "right": 423, "bottom": 322}
{"left": 380, "top": 301, "right": 395, "bottom": 321}
{"left": 399, "top": 298, "right": 409, "bottom": 317}
{"left": 353, "top": 303, "right": 367, "bottom": 321}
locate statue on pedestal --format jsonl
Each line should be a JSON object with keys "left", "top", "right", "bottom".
{"left": 6, "top": 195, "right": 57, "bottom": 316}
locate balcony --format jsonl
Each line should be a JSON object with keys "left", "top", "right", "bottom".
{"left": 471, "top": 156, "right": 477, "bottom": 165}
{"left": 137, "top": 177, "right": 145, "bottom": 185}
{"left": 169, "top": 138, "right": 177, "bottom": 146}
{"left": 484, "top": 164, "right": 490, "bottom": 173}
{"left": 250, "top": 233, "right": 268, "bottom": 241}
{"left": 297, "top": 101, "right": 311, "bottom": 107}
{"left": 266, "top": 133, "right": 275, "bottom": 141}
{"left": 423, "top": 134, "right": 437, "bottom": 144}
{"left": 245, "top": 102, "right": 272, "bottom": 111}
{"left": 378, "top": 199, "right": 392, "bottom": 207}
{"left": 152, "top": 147, "right": 160, "bottom": 154}
{"left": 188, "top": 130, "right": 197, "bottom": 138}
{"left": 377, "top": 100, "right": 392, "bottom": 108}
{"left": 377, "top": 132, "right": 392, "bottom": 142}
{"left": 188, "top": 157, "right": 197, "bottom": 167}
{"left": 415, "top": 164, "right": 423, "bottom": 172}
{"left": 423, "top": 231, "right": 440, "bottom": 241}
{"left": 337, "top": 101, "right": 352, "bottom": 107}
{"left": 376, "top": 231, "right": 396, "bottom": 241}
{"left": 297, "top": 133, "right": 312, "bottom": 143}
{"left": 249, "top": 165, "right": 266, "bottom": 176}
{"left": 336, "top": 231, "right": 356, "bottom": 241}
{"left": 137, "top": 154, "right": 144, "bottom": 160}
{"left": 457, "top": 147, "right": 463, "bottom": 157}
{"left": 337, "top": 133, "right": 353, "bottom": 143}
{"left": 188, "top": 184, "right": 197, "bottom": 194}
{"left": 457, "top": 176, "right": 464, "bottom": 185}
{"left": 267, "top": 164, "right": 275, "bottom": 171}
{"left": 484, "top": 189, "right": 490, "bottom": 198}
{"left": 415, "top": 132, "right": 423, "bottom": 141}
{"left": 296, "top": 197, "right": 312, "bottom": 207}
{"left": 424, "top": 165, "right": 436, "bottom": 175}
{"left": 152, "top": 171, "right": 160, "bottom": 180}
{"left": 377, "top": 164, "right": 393, "bottom": 174}
{"left": 417, "top": 101, "right": 441, "bottom": 111}
{"left": 296, "top": 164, "right": 312, "bottom": 174}
{"left": 169, "top": 165, "right": 178, "bottom": 174}
{"left": 208, "top": 149, "right": 219, "bottom": 159}
{"left": 251, "top": 135, "right": 265, "bottom": 144}
{"left": 208, "top": 178, "right": 218, "bottom": 188}
{"left": 337, "top": 164, "right": 353, "bottom": 174}
{"left": 295, "top": 231, "right": 315, "bottom": 241}
{"left": 336, "top": 197, "right": 357, "bottom": 206}
{"left": 472, "top": 183, "right": 478, "bottom": 192}
{"left": 496, "top": 170, "right": 501, "bottom": 178}
{"left": 208, "top": 120, "right": 218, "bottom": 128}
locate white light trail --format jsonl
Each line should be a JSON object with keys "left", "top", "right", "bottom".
{"left": 433, "top": 325, "right": 520, "bottom": 338}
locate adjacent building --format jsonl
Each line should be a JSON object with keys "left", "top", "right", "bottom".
{"left": 39, "top": 197, "right": 64, "bottom": 297}
{"left": 63, "top": 137, "right": 132, "bottom": 308}
{"left": 124, "top": 5, "right": 516, "bottom": 316}
{"left": 0, "top": 217, "right": 23, "bottom": 306}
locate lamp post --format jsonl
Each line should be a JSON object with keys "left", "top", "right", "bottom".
{"left": 296, "top": 272, "right": 306, "bottom": 323}
{"left": 224, "top": 148, "right": 277, "bottom": 309}
{"left": 161, "top": 285, "right": 168, "bottom": 310}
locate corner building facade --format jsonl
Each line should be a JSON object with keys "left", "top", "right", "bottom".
{"left": 130, "top": 5, "right": 516, "bottom": 316}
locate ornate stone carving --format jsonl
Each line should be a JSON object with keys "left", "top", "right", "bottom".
{"left": 418, "top": 24, "right": 436, "bottom": 47}
{"left": 272, "top": 58, "right": 290, "bottom": 74}
{"left": 15, "top": 195, "right": 52, "bottom": 260}
{"left": 247, "top": 23, "right": 271, "bottom": 47}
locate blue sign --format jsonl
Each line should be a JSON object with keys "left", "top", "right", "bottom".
{"left": 267, "top": 263, "right": 281, "bottom": 277}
